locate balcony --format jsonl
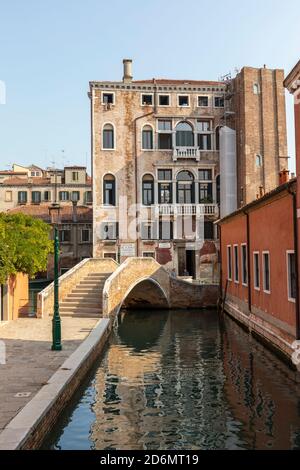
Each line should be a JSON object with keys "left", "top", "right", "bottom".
{"left": 173, "top": 147, "right": 201, "bottom": 162}
{"left": 155, "top": 204, "right": 219, "bottom": 217}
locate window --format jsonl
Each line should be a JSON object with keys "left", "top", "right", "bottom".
{"left": 59, "top": 191, "right": 69, "bottom": 201}
{"left": 18, "top": 191, "right": 27, "bottom": 204}
{"left": 227, "top": 246, "right": 232, "bottom": 281}
{"left": 198, "top": 134, "right": 212, "bottom": 150}
{"left": 197, "top": 120, "right": 211, "bottom": 132}
{"left": 234, "top": 245, "right": 239, "bottom": 283}
{"left": 101, "top": 222, "right": 118, "bottom": 240}
{"left": 71, "top": 191, "right": 80, "bottom": 202}
{"left": 103, "top": 174, "right": 116, "bottom": 206}
{"left": 253, "top": 83, "right": 260, "bottom": 95}
{"left": 176, "top": 121, "right": 194, "bottom": 147}
{"left": 143, "top": 252, "right": 155, "bottom": 258}
{"left": 214, "top": 96, "right": 224, "bottom": 108}
{"left": 84, "top": 191, "right": 92, "bottom": 204}
{"left": 44, "top": 191, "right": 51, "bottom": 201}
{"left": 287, "top": 251, "right": 296, "bottom": 302}
{"left": 81, "top": 229, "right": 90, "bottom": 243}
{"left": 59, "top": 230, "right": 71, "bottom": 243}
{"left": 141, "top": 221, "right": 156, "bottom": 240}
{"left": 102, "top": 92, "right": 114, "bottom": 104}
{"left": 199, "top": 183, "right": 213, "bottom": 203}
{"left": 32, "top": 191, "right": 41, "bottom": 203}
{"left": 204, "top": 221, "right": 214, "bottom": 240}
{"left": 158, "top": 183, "right": 172, "bottom": 204}
{"left": 176, "top": 171, "right": 195, "bottom": 204}
{"left": 141, "top": 94, "right": 153, "bottom": 106}
{"left": 31, "top": 171, "right": 35, "bottom": 177}
{"left": 72, "top": 171, "right": 79, "bottom": 182}
{"left": 158, "top": 170, "right": 172, "bottom": 204}
{"left": 253, "top": 252, "right": 260, "bottom": 290}
{"left": 158, "top": 120, "right": 172, "bottom": 131}
{"left": 178, "top": 95, "right": 189, "bottom": 107}
{"left": 142, "top": 174, "right": 154, "bottom": 206}
{"left": 159, "top": 220, "right": 173, "bottom": 240}
{"left": 241, "top": 244, "right": 248, "bottom": 286}
{"left": 142, "top": 125, "right": 153, "bottom": 150}
{"left": 158, "top": 169, "right": 172, "bottom": 181}
{"left": 5, "top": 191, "right": 12, "bottom": 202}
{"left": 256, "top": 154, "right": 263, "bottom": 167}
{"left": 103, "top": 252, "right": 117, "bottom": 260}
{"left": 102, "top": 123, "right": 114, "bottom": 149}
{"left": 199, "top": 169, "right": 212, "bottom": 181}
{"left": 198, "top": 96, "right": 209, "bottom": 107}
{"left": 158, "top": 120, "right": 172, "bottom": 150}
{"left": 263, "top": 252, "right": 270, "bottom": 293}
{"left": 158, "top": 94, "right": 170, "bottom": 106}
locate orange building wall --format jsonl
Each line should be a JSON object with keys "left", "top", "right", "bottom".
{"left": 221, "top": 191, "right": 296, "bottom": 335}
{"left": 8, "top": 273, "right": 29, "bottom": 320}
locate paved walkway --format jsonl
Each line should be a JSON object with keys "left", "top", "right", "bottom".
{"left": 0, "top": 316, "right": 98, "bottom": 431}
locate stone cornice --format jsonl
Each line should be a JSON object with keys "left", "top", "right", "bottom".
{"left": 89, "top": 81, "right": 226, "bottom": 93}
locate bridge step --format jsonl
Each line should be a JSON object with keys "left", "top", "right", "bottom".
{"left": 60, "top": 306, "right": 102, "bottom": 314}
{"left": 59, "top": 271, "right": 110, "bottom": 317}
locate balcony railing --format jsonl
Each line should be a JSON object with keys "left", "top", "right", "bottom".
{"left": 173, "top": 147, "right": 201, "bottom": 161}
{"left": 155, "top": 204, "right": 219, "bottom": 217}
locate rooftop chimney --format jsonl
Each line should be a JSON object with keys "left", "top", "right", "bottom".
{"left": 279, "top": 169, "right": 290, "bottom": 185}
{"left": 123, "top": 59, "right": 133, "bottom": 83}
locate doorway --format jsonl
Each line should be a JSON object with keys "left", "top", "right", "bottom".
{"left": 177, "top": 248, "right": 196, "bottom": 279}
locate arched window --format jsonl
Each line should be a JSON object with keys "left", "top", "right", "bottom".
{"left": 253, "top": 83, "right": 260, "bottom": 95}
{"left": 256, "top": 154, "right": 263, "bottom": 167}
{"left": 142, "top": 174, "right": 154, "bottom": 206}
{"left": 176, "top": 121, "right": 194, "bottom": 147}
{"left": 103, "top": 123, "right": 114, "bottom": 149}
{"left": 142, "top": 125, "right": 153, "bottom": 150}
{"left": 103, "top": 174, "right": 116, "bottom": 206}
{"left": 176, "top": 171, "right": 195, "bottom": 204}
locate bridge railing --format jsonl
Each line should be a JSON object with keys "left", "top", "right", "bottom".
{"left": 37, "top": 258, "right": 119, "bottom": 318}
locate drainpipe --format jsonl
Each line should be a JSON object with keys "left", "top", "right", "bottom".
{"left": 288, "top": 187, "right": 300, "bottom": 339}
{"left": 133, "top": 81, "right": 157, "bottom": 256}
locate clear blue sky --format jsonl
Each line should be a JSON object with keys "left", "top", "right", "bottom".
{"left": 0, "top": 0, "right": 299, "bottom": 173}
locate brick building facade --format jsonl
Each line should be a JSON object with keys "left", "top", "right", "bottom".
{"left": 89, "top": 60, "right": 288, "bottom": 280}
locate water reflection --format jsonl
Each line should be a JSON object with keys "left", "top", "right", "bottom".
{"left": 46, "top": 310, "right": 300, "bottom": 450}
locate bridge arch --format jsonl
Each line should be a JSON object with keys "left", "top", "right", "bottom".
{"left": 102, "top": 258, "right": 171, "bottom": 318}
{"left": 121, "top": 277, "right": 170, "bottom": 312}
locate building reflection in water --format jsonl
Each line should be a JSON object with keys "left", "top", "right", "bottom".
{"left": 47, "top": 309, "right": 300, "bottom": 450}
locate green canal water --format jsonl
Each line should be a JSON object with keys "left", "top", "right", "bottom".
{"left": 44, "top": 310, "right": 300, "bottom": 450}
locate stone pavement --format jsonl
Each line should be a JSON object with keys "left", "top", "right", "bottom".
{"left": 0, "top": 316, "right": 98, "bottom": 431}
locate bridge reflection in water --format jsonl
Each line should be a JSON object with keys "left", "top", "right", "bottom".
{"left": 45, "top": 310, "right": 300, "bottom": 450}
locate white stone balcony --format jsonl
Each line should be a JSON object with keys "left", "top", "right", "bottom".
{"left": 173, "top": 147, "right": 201, "bottom": 161}
{"left": 155, "top": 204, "right": 219, "bottom": 217}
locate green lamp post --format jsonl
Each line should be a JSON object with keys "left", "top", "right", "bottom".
{"left": 49, "top": 203, "right": 62, "bottom": 351}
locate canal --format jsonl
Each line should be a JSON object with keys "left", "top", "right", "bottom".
{"left": 44, "top": 310, "right": 300, "bottom": 450}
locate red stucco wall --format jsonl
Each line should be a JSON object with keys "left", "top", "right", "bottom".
{"left": 221, "top": 191, "right": 296, "bottom": 331}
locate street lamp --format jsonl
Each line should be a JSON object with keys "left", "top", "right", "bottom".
{"left": 49, "top": 203, "right": 62, "bottom": 351}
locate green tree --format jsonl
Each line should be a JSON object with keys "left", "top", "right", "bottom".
{"left": 0, "top": 213, "right": 53, "bottom": 284}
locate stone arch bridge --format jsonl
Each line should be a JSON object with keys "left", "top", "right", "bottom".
{"left": 38, "top": 257, "right": 218, "bottom": 318}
